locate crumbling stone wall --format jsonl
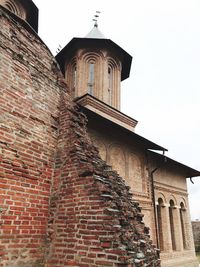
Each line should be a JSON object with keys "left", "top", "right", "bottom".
{"left": 46, "top": 94, "right": 160, "bottom": 267}
{"left": 0, "top": 6, "right": 160, "bottom": 267}
{"left": 192, "top": 221, "right": 200, "bottom": 252}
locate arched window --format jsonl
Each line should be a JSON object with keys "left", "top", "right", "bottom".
{"left": 108, "top": 66, "right": 113, "bottom": 105}
{"left": 72, "top": 64, "right": 77, "bottom": 88}
{"left": 157, "top": 198, "right": 164, "bottom": 251}
{"left": 107, "top": 58, "right": 118, "bottom": 107}
{"left": 180, "top": 202, "right": 187, "bottom": 249}
{"left": 88, "top": 61, "right": 95, "bottom": 95}
{"left": 65, "top": 58, "right": 77, "bottom": 98}
{"left": 169, "top": 199, "right": 176, "bottom": 251}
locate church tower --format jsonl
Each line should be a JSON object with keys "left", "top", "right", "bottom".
{"left": 56, "top": 22, "right": 137, "bottom": 130}
{"left": 0, "top": 0, "right": 38, "bottom": 32}
{"left": 56, "top": 22, "right": 132, "bottom": 109}
{"left": 1, "top": 2, "right": 199, "bottom": 266}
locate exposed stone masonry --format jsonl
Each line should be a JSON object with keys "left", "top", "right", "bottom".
{"left": 0, "top": 6, "right": 160, "bottom": 267}
{"left": 192, "top": 221, "right": 200, "bottom": 252}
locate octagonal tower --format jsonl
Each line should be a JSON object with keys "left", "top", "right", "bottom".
{"left": 56, "top": 23, "right": 132, "bottom": 110}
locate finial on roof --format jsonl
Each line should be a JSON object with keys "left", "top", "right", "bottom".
{"left": 85, "top": 11, "right": 105, "bottom": 39}
{"left": 92, "top": 11, "right": 101, "bottom": 27}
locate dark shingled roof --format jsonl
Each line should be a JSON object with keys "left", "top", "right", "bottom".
{"left": 19, "top": 0, "right": 38, "bottom": 32}
{"left": 148, "top": 150, "right": 200, "bottom": 178}
{"left": 83, "top": 106, "right": 200, "bottom": 178}
{"left": 56, "top": 28, "right": 132, "bottom": 81}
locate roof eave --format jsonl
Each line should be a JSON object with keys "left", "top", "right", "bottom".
{"left": 148, "top": 150, "right": 200, "bottom": 178}
{"left": 79, "top": 106, "right": 167, "bottom": 152}
{"left": 20, "top": 0, "right": 38, "bottom": 32}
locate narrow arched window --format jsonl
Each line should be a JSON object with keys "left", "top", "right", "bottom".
{"left": 107, "top": 58, "right": 118, "bottom": 107}
{"left": 108, "top": 66, "right": 113, "bottom": 105}
{"left": 157, "top": 198, "right": 164, "bottom": 251}
{"left": 180, "top": 202, "right": 187, "bottom": 249}
{"left": 72, "top": 64, "right": 77, "bottom": 88}
{"left": 88, "top": 62, "right": 95, "bottom": 95}
{"left": 65, "top": 58, "right": 77, "bottom": 98}
{"left": 169, "top": 200, "right": 176, "bottom": 251}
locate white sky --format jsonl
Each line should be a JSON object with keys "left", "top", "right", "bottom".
{"left": 33, "top": 0, "right": 200, "bottom": 220}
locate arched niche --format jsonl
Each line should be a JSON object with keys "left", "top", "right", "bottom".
{"left": 179, "top": 197, "right": 187, "bottom": 209}
{"left": 109, "top": 144, "right": 125, "bottom": 178}
{"left": 91, "top": 138, "right": 107, "bottom": 162}
{"left": 180, "top": 201, "right": 187, "bottom": 249}
{"left": 65, "top": 57, "right": 77, "bottom": 97}
{"left": 168, "top": 194, "right": 177, "bottom": 206}
{"left": 157, "top": 197, "right": 164, "bottom": 251}
{"left": 169, "top": 199, "right": 176, "bottom": 251}
{"left": 156, "top": 192, "right": 167, "bottom": 204}
{"left": 76, "top": 50, "right": 104, "bottom": 98}
{"left": 106, "top": 57, "right": 121, "bottom": 108}
{"left": 128, "top": 153, "right": 143, "bottom": 192}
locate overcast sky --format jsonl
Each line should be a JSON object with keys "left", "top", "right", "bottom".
{"left": 33, "top": 0, "right": 200, "bottom": 220}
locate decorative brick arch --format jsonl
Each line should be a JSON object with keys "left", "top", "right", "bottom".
{"left": 65, "top": 56, "right": 77, "bottom": 96}
{"left": 107, "top": 57, "right": 120, "bottom": 70}
{"left": 80, "top": 49, "right": 104, "bottom": 61}
{"left": 179, "top": 197, "right": 187, "bottom": 208}
{"left": 106, "top": 57, "right": 121, "bottom": 107}
{"left": 0, "top": 0, "right": 26, "bottom": 19}
{"left": 156, "top": 192, "right": 167, "bottom": 205}
{"left": 81, "top": 51, "right": 103, "bottom": 97}
{"left": 168, "top": 194, "right": 178, "bottom": 206}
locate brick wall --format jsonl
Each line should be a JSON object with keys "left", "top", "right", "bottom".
{"left": 0, "top": 7, "right": 63, "bottom": 266}
{"left": 0, "top": 7, "right": 160, "bottom": 267}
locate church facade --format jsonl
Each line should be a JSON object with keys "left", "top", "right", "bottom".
{"left": 55, "top": 17, "right": 199, "bottom": 267}
{"left": 0, "top": 1, "right": 199, "bottom": 267}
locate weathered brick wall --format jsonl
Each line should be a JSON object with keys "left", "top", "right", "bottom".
{"left": 0, "top": 6, "right": 160, "bottom": 267}
{"left": 0, "top": 7, "right": 64, "bottom": 266}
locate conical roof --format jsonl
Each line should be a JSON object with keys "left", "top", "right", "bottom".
{"left": 85, "top": 24, "right": 105, "bottom": 39}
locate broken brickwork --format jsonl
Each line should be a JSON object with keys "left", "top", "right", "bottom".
{"left": 0, "top": 6, "right": 160, "bottom": 267}
{"left": 45, "top": 93, "right": 160, "bottom": 267}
